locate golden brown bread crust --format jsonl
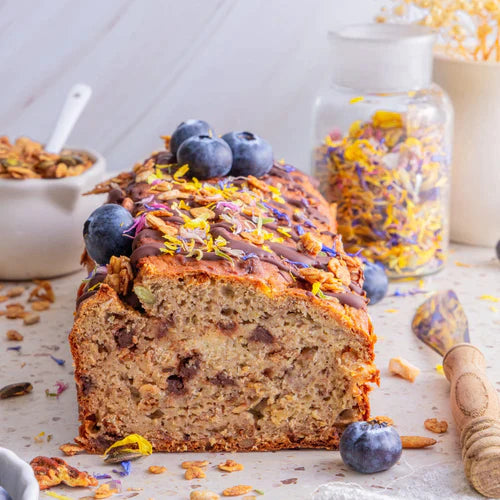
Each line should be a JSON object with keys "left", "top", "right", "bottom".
{"left": 70, "top": 148, "right": 378, "bottom": 453}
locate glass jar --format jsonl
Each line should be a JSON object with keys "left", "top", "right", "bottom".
{"left": 312, "top": 24, "right": 453, "bottom": 278}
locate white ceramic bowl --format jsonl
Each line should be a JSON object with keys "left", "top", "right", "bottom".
{"left": 0, "top": 148, "right": 106, "bottom": 280}
{"left": 0, "top": 448, "right": 39, "bottom": 500}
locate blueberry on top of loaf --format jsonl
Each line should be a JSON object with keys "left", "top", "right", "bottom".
{"left": 79, "top": 124, "right": 367, "bottom": 313}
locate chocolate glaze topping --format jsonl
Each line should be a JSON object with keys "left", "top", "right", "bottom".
{"left": 130, "top": 242, "right": 164, "bottom": 267}
{"left": 79, "top": 149, "right": 367, "bottom": 311}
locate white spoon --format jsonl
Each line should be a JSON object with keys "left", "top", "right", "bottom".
{"left": 45, "top": 83, "right": 92, "bottom": 154}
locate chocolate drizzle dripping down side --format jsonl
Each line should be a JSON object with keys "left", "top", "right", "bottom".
{"left": 76, "top": 290, "right": 99, "bottom": 309}
{"left": 133, "top": 229, "right": 164, "bottom": 250}
{"left": 130, "top": 242, "right": 164, "bottom": 267}
{"left": 324, "top": 291, "right": 367, "bottom": 310}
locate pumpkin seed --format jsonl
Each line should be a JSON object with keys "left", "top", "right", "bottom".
{"left": 103, "top": 444, "right": 145, "bottom": 464}
{"left": 0, "top": 382, "right": 33, "bottom": 399}
{"left": 133, "top": 285, "right": 156, "bottom": 305}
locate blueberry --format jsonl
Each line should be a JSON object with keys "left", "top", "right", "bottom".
{"left": 340, "top": 420, "right": 402, "bottom": 474}
{"left": 496, "top": 240, "right": 500, "bottom": 260}
{"left": 177, "top": 135, "right": 232, "bottom": 180}
{"left": 170, "top": 119, "right": 214, "bottom": 156}
{"left": 363, "top": 262, "right": 388, "bottom": 305}
{"left": 83, "top": 204, "right": 134, "bottom": 265}
{"left": 222, "top": 131, "right": 273, "bottom": 177}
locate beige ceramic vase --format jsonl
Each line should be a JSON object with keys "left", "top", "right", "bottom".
{"left": 434, "top": 56, "right": 500, "bottom": 247}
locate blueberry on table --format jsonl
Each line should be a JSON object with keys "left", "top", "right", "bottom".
{"left": 170, "top": 119, "right": 214, "bottom": 156}
{"left": 362, "top": 261, "right": 388, "bottom": 305}
{"left": 222, "top": 131, "right": 273, "bottom": 177}
{"left": 496, "top": 240, "right": 500, "bottom": 260}
{"left": 340, "top": 420, "right": 402, "bottom": 474}
{"left": 177, "top": 135, "right": 232, "bottom": 180}
{"left": 83, "top": 204, "right": 134, "bottom": 265}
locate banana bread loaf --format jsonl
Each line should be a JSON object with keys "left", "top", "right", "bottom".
{"left": 70, "top": 147, "right": 378, "bottom": 453}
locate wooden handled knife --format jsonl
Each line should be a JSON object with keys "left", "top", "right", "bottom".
{"left": 412, "top": 290, "right": 500, "bottom": 498}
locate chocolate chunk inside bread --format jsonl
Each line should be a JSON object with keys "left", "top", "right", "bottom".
{"left": 70, "top": 148, "right": 378, "bottom": 453}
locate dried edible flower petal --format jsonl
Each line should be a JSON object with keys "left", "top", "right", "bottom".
{"left": 112, "top": 460, "right": 131, "bottom": 476}
{"left": 50, "top": 355, "right": 66, "bottom": 366}
{"left": 103, "top": 434, "right": 152, "bottom": 463}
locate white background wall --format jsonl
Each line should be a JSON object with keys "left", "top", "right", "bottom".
{"left": 1, "top": 0, "right": 381, "bottom": 173}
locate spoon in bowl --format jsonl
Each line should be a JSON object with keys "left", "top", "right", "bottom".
{"left": 45, "top": 83, "right": 92, "bottom": 154}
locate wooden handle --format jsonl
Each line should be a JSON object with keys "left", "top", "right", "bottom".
{"left": 443, "top": 343, "right": 500, "bottom": 497}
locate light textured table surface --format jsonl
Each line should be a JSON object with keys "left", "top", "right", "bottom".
{"left": 1, "top": 244, "right": 499, "bottom": 500}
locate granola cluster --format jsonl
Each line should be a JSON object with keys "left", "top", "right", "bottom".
{"left": 0, "top": 136, "right": 94, "bottom": 179}
{"left": 0, "top": 280, "right": 55, "bottom": 327}
{"left": 30, "top": 456, "right": 98, "bottom": 490}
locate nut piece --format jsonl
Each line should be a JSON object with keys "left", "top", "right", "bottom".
{"left": 31, "top": 300, "right": 51, "bottom": 311}
{"left": 146, "top": 213, "right": 177, "bottom": 235}
{"left": 122, "top": 197, "right": 135, "bottom": 212}
{"left": 424, "top": 418, "right": 448, "bottom": 434}
{"left": 23, "top": 312, "right": 40, "bottom": 325}
{"left": 190, "top": 207, "right": 216, "bottom": 219}
{"left": 327, "top": 258, "right": 351, "bottom": 286}
{"left": 148, "top": 465, "right": 167, "bottom": 474}
{"left": 190, "top": 491, "right": 220, "bottom": 500}
{"left": 30, "top": 456, "right": 98, "bottom": 490}
{"left": 6, "top": 304, "right": 25, "bottom": 319}
{"left": 218, "top": 459, "right": 244, "bottom": 472}
{"left": 6, "top": 329, "right": 23, "bottom": 341}
{"left": 94, "top": 483, "right": 118, "bottom": 498}
{"left": 298, "top": 232, "right": 322, "bottom": 256}
{"left": 298, "top": 267, "right": 344, "bottom": 292}
{"left": 105, "top": 255, "right": 133, "bottom": 295}
{"left": 181, "top": 460, "right": 210, "bottom": 469}
{"left": 29, "top": 280, "right": 55, "bottom": 303}
{"left": 222, "top": 485, "right": 253, "bottom": 497}
{"left": 7, "top": 286, "right": 25, "bottom": 298}
{"left": 59, "top": 442, "right": 85, "bottom": 456}
{"left": 400, "top": 436, "right": 437, "bottom": 449}
{"left": 185, "top": 466, "right": 206, "bottom": 480}
{"left": 388, "top": 357, "right": 420, "bottom": 382}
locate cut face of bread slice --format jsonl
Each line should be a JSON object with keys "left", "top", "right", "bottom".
{"left": 70, "top": 261, "right": 377, "bottom": 453}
